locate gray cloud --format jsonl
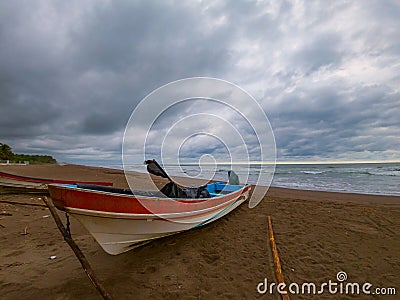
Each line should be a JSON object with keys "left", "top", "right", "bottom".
{"left": 0, "top": 0, "right": 399, "bottom": 163}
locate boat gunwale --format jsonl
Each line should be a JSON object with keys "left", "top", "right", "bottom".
{"left": 50, "top": 183, "right": 250, "bottom": 203}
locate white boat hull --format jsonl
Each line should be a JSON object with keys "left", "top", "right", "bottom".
{"left": 69, "top": 192, "right": 248, "bottom": 255}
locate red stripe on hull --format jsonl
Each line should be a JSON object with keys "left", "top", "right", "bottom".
{"left": 48, "top": 184, "right": 251, "bottom": 215}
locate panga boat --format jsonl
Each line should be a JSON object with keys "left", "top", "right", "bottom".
{"left": 0, "top": 171, "right": 113, "bottom": 194}
{"left": 48, "top": 160, "right": 251, "bottom": 255}
{"left": 0, "top": 171, "right": 113, "bottom": 186}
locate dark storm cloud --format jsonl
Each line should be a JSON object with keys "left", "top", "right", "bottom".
{"left": 270, "top": 83, "right": 400, "bottom": 160}
{"left": 0, "top": 0, "right": 234, "bottom": 160}
{"left": 0, "top": 0, "right": 399, "bottom": 163}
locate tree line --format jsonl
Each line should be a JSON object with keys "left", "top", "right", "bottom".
{"left": 0, "top": 143, "right": 56, "bottom": 164}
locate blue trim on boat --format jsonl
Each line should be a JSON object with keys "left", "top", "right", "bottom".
{"left": 192, "top": 197, "right": 241, "bottom": 229}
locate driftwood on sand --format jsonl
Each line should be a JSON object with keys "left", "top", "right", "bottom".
{"left": 43, "top": 196, "right": 113, "bottom": 300}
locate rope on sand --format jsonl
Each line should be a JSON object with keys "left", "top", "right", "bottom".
{"left": 43, "top": 196, "right": 113, "bottom": 300}
{"left": 268, "top": 215, "right": 290, "bottom": 300}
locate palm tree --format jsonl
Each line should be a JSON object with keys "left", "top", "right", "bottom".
{"left": 0, "top": 143, "right": 14, "bottom": 160}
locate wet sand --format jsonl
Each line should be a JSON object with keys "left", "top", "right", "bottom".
{"left": 0, "top": 164, "right": 399, "bottom": 299}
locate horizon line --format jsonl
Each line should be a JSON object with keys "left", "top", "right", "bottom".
{"left": 161, "top": 160, "right": 400, "bottom": 165}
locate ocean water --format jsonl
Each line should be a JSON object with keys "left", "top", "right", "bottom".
{"left": 272, "top": 163, "right": 400, "bottom": 196}
{"left": 114, "top": 162, "right": 400, "bottom": 196}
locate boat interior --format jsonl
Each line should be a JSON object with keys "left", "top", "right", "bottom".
{"left": 74, "top": 182, "right": 244, "bottom": 199}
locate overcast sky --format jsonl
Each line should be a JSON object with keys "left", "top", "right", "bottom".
{"left": 0, "top": 0, "right": 399, "bottom": 164}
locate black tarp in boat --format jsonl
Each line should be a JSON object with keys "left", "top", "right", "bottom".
{"left": 144, "top": 159, "right": 210, "bottom": 199}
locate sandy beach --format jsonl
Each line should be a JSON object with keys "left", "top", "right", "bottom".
{"left": 0, "top": 164, "right": 399, "bottom": 299}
